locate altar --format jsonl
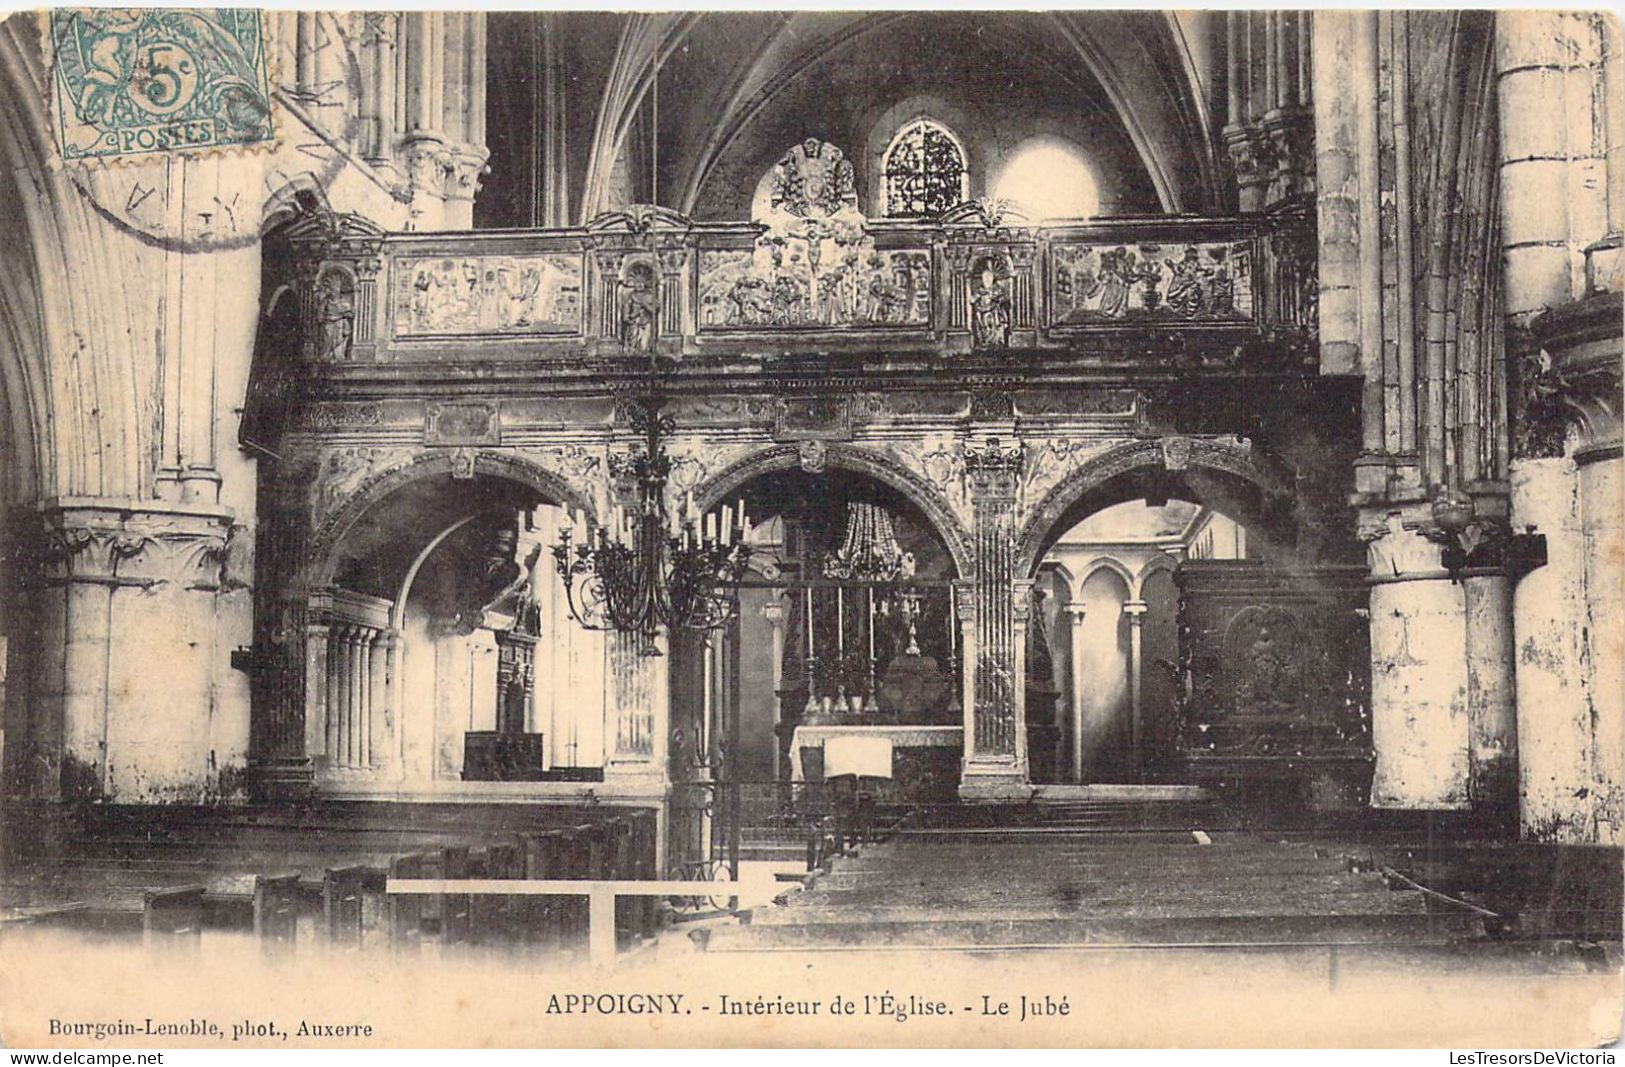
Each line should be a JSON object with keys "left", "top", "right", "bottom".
{"left": 789, "top": 724, "right": 962, "bottom": 803}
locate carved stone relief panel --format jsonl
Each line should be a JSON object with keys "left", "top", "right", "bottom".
{"left": 696, "top": 246, "right": 932, "bottom": 331}
{"left": 391, "top": 253, "right": 584, "bottom": 336}
{"left": 424, "top": 401, "right": 500, "bottom": 446}
{"left": 309, "top": 446, "right": 418, "bottom": 528}
{"left": 1049, "top": 239, "right": 1255, "bottom": 326}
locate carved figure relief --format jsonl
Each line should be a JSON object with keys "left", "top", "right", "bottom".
{"left": 1223, "top": 605, "right": 1306, "bottom": 715}
{"left": 1051, "top": 241, "right": 1253, "bottom": 325}
{"left": 969, "top": 254, "right": 1012, "bottom": 350}
{"left": 618, "top": 260, "right": 659, "bottom": 351}
{"left": 698, "top": 247, "right": 930, "bottom": 330}
{"left": 317, "top": 268, "right": 355, "bottom": 360}
{"left": 704, "top": 139, "right": 932, "bottom": 332}
{"left": 393, "top": 254, "right": 582, "bottom": 336}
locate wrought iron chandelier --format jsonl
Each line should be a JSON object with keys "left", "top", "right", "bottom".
{"left": 552, "top": 389, "right": 751, "bottom": 656}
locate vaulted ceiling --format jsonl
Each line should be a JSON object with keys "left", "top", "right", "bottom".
{"left": 483, "top": 11, "right": 1226, "bottom": 227}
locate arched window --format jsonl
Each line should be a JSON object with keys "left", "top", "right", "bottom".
{"left": 882, "top": 118, "right": 968, "bottom": 218}
{"left": 990, "top": 136, "right": 1099, "bottom": 221}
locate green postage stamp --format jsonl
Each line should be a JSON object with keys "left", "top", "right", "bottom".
{"left": 47, "top": 8, "right": 275, "bottom": 163}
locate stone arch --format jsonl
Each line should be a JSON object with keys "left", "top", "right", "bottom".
{"left": 1017, "top": 437, "right": 1289, "bottom": 575}
{"left": 1036, "top": 557, "right": 1076, "bottom": 592}
{"left": 1134, "top": 552, "right": 1181, "bottom": 599}
{"left": 692, "top": 443, "right": 972, "bottom": 577}
{"left": 307, "top": 449, "right": 599, "bottom": 589}
{"left": 1079, "top": 557, "right": 1137, "bottom": 597}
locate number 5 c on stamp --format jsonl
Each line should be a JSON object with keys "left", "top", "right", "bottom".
{"left": 47, "top": 8, "right": 276, "bottom": 163}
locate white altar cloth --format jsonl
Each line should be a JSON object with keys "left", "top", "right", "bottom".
{"left": 789, "top": 724, "right": 963, "bottom": 782}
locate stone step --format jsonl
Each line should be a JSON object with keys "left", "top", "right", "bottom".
{"left": 706, "top": 911, "right": 1487, "bottom": 951}
{"left": 805, "top": 857, "right": 1377, "bottom": 891}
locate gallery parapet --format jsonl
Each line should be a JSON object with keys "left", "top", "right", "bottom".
{"left": 262, "top": 201, "right": 1318, "bottom": 374}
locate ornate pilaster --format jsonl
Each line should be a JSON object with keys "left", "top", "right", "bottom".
{"left": 960, "top": 438, "right": 1030, "bottom": 799}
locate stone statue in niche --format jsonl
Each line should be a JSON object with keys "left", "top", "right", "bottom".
{"left": 619, "top": 261, "right": 658, "bottom": 351}
{"left": 969, "top": 255, "right": 1012, "bottom": 349}
{"left": 317, "top": 270, "right": 354, "bottom": 360}
{"left": 446, "top": 520, "right": 542, "bottom": 636}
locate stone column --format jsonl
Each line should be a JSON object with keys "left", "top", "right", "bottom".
{"left": 1360, "top": 509, "right": 1472, "bottom": 809}
{"left": 960, "top": 439, "right": 1029, "bottom": 800}
{"left": 1065, "top": 602, "right": 1087, "bottom": 784}
{"left": 1122, "top": 600, "right": 1149, "bottom": 779}
{"left": 11, "top": 504, "right": 234, "bottom": 806}
{"left": 1526, "top": 294, "right": 1624, "bottom": 844}
{"left": 761, "top": 600, "right": 787, "bottom": 778}
{"left": 1496, "top": 11, "right": 1624, "bottom": 844}
{"left": 1461, "top": 571, "right": 1517, "bottom": 819}
{"left": 376, "top": 629, "right": 401, "bottom": 776}
{"left": 1010, "top": 578, "right": 1035, "bottom": 778}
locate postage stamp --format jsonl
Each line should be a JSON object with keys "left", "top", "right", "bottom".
{"left": 47, "top": 8, "right": 275, "bottom": 163}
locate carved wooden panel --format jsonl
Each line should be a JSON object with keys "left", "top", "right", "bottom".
{"left": 1174, "top": 561, "right": 1370, "bottom": 778}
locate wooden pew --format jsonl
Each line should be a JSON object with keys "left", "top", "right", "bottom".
{"left": 324, "top": 865, "right": 386, "bottom": 947}
{"left": 143, "top": 885, "right": 205, "bottom": 947}
{"left": 253, "top": 874, "right": 301, "bottom": 952}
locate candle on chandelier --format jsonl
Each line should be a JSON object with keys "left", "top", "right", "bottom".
{"left": 704, "top": 512, "right": 717, "bottom": 543}
{"left": 739, "top": 501, "right": 751, "bottom": 541}
{"left": 720, "top": 504, "right": 733, "bottom": 545}
{"left": 572, "top": 509, "right": 588, "bottom": 543}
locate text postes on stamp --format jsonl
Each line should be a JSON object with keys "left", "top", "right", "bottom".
{"left": 48, "top": 9, "right": 275, "bottom": 164}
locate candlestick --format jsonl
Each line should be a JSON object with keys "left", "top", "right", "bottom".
{"left": 836, "top": 586, "right": 844, "bottom": 655}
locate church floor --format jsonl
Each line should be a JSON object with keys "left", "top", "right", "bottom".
{"left": 699, "top": 799, "right": 1623, "bottom": 956}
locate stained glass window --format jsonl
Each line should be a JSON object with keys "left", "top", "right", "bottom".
{"left": 883, "top": 119, "right": 968, "bottom": 218}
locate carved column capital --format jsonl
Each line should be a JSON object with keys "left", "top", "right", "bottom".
{"left": 952, "top": 578, "right": 979, "bottom": 622}
{"left": 1011, "top": 577, "right": 1037, "bottom": 624}
{"left": 33, "top": 501, "right": 234, "bottom": 589}
{"left": 399, "top": 132, "right": 453, "bottom": 198}
{"left": 963, "top": 438, "right": 1024, "bottom": 504}
{"left": 1358, "top": 505, "right": 1451, "bottom": 583}
{"left": 1533, "top": 290, "right": 1624, "bottom": 465}
{"left": 1222, "top": 123, "right": 1276, "bottom": 212}
{"left": 445, "top": 144, "right": 492, "bottom": 205}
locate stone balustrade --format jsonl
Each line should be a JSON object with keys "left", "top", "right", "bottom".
{"left": 263, "top": 207, "right": 1317, "bottom": 376}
